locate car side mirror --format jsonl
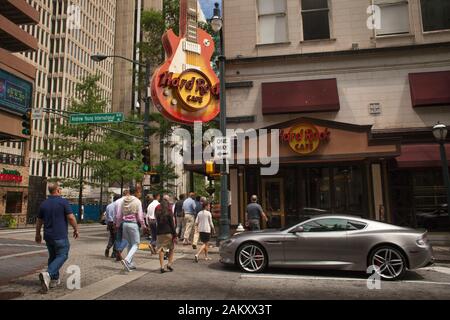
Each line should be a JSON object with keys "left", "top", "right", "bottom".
{"left": 291, "top": 226, "right": 304, "bottom": 233}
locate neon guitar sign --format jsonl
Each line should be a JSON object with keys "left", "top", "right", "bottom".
{"left": 151, "top": 0, "right": 220, "bottom": 125}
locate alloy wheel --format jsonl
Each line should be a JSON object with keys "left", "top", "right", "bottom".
{"left": 371, "top": 247, "right": 405, "bottom": 280}
{"left": 238, "top": 244, "right": 266, "bottom": 273}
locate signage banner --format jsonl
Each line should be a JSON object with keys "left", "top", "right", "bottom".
{"left": 0, "top": 169, "right": 23, "bottom": 183}
{"left": 0, "top": 69, "right": 33, "bottom": 115}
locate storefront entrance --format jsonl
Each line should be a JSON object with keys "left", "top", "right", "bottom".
{"left": 262, "top": 178, "right": 285, "bottom": 228}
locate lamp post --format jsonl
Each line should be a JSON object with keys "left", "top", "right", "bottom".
{"left": 91, "top": 54, "right": 151, "bottom": 146}
{"left": 211, "top": 3, "right": 230, "bottom": 242}
{"left": 432, "top": 123, "right": 450, "bottom": 218}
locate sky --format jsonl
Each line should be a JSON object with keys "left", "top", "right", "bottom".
{"left": 199, "top": 0, "right": 222, "bottom": 19}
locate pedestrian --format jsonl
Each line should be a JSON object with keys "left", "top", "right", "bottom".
{"left": 182, "top": 192, "right": 197, "bottom": 245}
{"left": 246, "top": 195, "right": 268, "bottom": 231}
{"left": 174, "top": 194, "right": 186, "bottom": 240}
{"left": 35, "top": 182, "right": 79, "bottom": 293}
{"left": 155, "top": 195, "right": 177, "bottom": 273}
{"left": 115, "top": 186, "right": 147, "bottom": 272}
{"left": 194, "top": 200, "right": 215, "bottom": 263}
{"left": 113, "top": 190, "right": 130, "bottom": 262}
{"left": 146, "top": 192, "right": 160, "bottom": 254}
{"left": 105, "top": 195, "right": 120, "bottom": 258}
{"left": 192, "top": 196, "right": 207, "bottom": 250}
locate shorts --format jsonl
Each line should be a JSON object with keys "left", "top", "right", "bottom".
{"left": 157, "top": 234, "right": 174, "bottom": 252}
{"left": 199, "top": 232, "right": 211, "bottom": 243}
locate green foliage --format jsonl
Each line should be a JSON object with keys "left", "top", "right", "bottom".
{"left": 40, "top": 75, "right": 108, "bottom": 189}
{"left": 0, "top": 214, "right": 18, "bottom": 229}
{"left": 151, "top": 162, "right": 179, "bottom": 195}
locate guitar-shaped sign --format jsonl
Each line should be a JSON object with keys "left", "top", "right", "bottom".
{"left": 151, "top": 0, "right": 220, "bottom": 125}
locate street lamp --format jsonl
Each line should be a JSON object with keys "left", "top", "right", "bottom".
{"left": 432, "top": 122, "right": 450, "bottom": 218}
{"left": 90, "top": 54, "right": 151, "bottom": 146}
{"left": 210, "top": 3, "right": 230, "bottom": 242}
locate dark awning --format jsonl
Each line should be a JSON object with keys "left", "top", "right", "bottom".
{"left": 262, "top": 78, "right": 340, "bottom": 115}
{"left": 409, "top": 71, "right": 450, "bottom": 107}
{"left": 396, "top": 144, "right": 450, "bottom": 168}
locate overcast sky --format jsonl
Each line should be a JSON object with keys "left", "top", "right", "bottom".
{"left": 199, "top": 0, "right": 222, "bottom": 19}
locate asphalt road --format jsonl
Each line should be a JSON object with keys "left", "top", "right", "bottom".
{"left": 1, "top": 225, "right": 450, "bottom": 300}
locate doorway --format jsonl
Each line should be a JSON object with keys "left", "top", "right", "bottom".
{"left": 262, "top": 178, "right": 285, "bottom": 228}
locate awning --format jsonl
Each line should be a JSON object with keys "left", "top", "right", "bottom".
{"left": 396, "top": 144, "right": 450, "bottom": 168}
{"left": 262, "top": 78, "right": 340, "bottom": 115}
{"left": 409, "top": 71, "right": 450, "bottom": 107}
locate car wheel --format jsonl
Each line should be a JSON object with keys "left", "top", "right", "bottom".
{"left": 369, "top": 246, "right": 406, "bottom": 281}
{"left": 237, "top": 242, "right": 267, "bottom": 273}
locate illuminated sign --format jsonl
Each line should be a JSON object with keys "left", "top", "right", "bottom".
{"left": 150, "top": 0, "right": 220, "bottom": 125}
{"left": 0, "top": 69, "right": 32, "bottom": 115}
{"left": 0, "top": 169, "right": 23, "bottom": 183}
{"left": 280, "top": 123, "right": 331, "bottom": 155}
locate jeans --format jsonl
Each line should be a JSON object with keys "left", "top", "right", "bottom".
{"left": 248, "top": 219, "right": 261, "bottom": 231}
{"left": 122, "top": 222, "right": 140, "bottom": 264}
{"left": 176, "top": 216, "right": 185, "bottom": 239}
{"left": 106, "top": 222, "right": 117, "bottom": 253}
{"left": 149, "top": 220, "right": 157, "bottom": 246}
{"left": 46, "top": 238, "right": 70, "bottom": 280}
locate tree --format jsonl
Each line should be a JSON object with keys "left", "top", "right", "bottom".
{"left": 40, "top": 75, "right": 107, "bottom": 221}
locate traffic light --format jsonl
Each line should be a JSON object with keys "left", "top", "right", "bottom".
{"left": 141, "top": 146, "right": 151, "bottom": 172}
{"left": 205, "top": 160, "right": 215, "bottom": 175}
{"left": 21, "top": 111, "right": 31, "bottom": 136}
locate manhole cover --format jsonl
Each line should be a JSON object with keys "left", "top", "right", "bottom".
{"left": 0, "top": 291, "right": 24, "bottom": 300}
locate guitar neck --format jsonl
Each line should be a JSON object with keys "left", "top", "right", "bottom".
{"left": 179, "top": 0, "right": 198, "bottom": 43}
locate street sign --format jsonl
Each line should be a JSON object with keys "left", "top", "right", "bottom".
{"left": 69, "top": 112, "right": 124, "bottom": 124}
{"left": 31, "top": 108, "right": 43, "bottom": 120}
{"left": 214, "top": 137, "right": 231, "bottom": 160}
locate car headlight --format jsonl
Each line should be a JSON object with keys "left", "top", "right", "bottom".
{"left": 416, "top": 236, "right": 428, "bottom": 246}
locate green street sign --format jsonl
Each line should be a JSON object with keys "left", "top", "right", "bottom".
{"left": 69, "top": 112, "right": 124, "bottom": 124}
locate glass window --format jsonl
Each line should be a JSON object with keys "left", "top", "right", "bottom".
{"left": 302, "top": 218, "right": 348, "bottom": 232}
{"left": 305, "top": 168, "right": 330, "bottom": 211}
{"left": 301, "top": 0, "right": 330, "bottom": 40}
{"left": 5, "top": 192, "right": 23, "bottom": 214}
{"left": 333, "top": 166, "right": 364, "bottom": 215}
{"left": 420, "top": 0, "right": 450, "bottom": 32}
{"left": 374, "top": 0, "right": 410, "bottom": 36}
{"left": 257, "top": 0, "right": 288, "bottom": 44}
{"left": 347, "top": 220, "right": 367, "bottom": 231}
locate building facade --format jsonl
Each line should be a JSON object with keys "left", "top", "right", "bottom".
{"left": 0, "top": 0, "right": 39, "bottom": 226}
{"left": 223, "top": 0, "right": 450, "bottom": 231}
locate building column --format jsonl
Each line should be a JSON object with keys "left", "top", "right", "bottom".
{"left": 371, "top": 163, "right": 385, "bottom": 222}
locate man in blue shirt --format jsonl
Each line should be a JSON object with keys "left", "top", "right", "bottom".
{"left": 35, "top": 182, "right": 79, "bottom": 293}
{"left": 104, "top": 195, "right": 120, "bottom": 258}
{"left": 182, "top": 192, "right": 197, "bottom": 245}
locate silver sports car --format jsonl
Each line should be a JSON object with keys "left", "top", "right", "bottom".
{"left": 219, "top": 215, "right": 435, "bottom": 281}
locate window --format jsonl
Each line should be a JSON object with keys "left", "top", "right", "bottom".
{"left": 257, "top": 0, "right": 288, "bottom": 44}
{"left": 374, "top": 0, "right": 410, "bottom": 36}
{"left": 347, "top": 220, "right": 367, "bottom": 231}
{"left": 420, "top": 0, "right": 450, "bottom": 32}
{"left": 301, "top": 0, "right": 330, "bottom": 40}
{"left": 5, "top": 192, "right": 23, "bottom": 214}
{"left": 302, "top": 218, "right": 348, "bottom": 232}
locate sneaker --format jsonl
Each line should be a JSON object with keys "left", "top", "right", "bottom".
{"left": 115, "top": 251, "right": 123, "bottom": 262}
{"left": 160, "top": 268, "right": 166, "bottom": 274}
{"left": 194, "top": 255, "right": 199, "bottom": 263}
{"left": 192, "top": 245, "right": 197, "bottom": 250}
{"left": 129, "top": 263, "right": 137, "bottom": 270}
{"left": 121, "top": 260, "right": 131, "bottom": 272}
{"left": 104, "top": 249, "right": 110, "bottom": 258}
{"left": 205, "top": 257, "right": 212, "bottom": 261}
{"left": 167, "top": 265, "right": 174, "bottom": 272}
{"left": 111, "top": 252, "right": 117, "bottom": 259}
{"left": 49, "top": 279, "right": 61, "bottom": 289}
{"left": 39, "top": 272, "right": 50, "bottom": 293}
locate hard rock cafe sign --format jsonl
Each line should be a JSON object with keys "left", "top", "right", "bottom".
{"left": 0, "top": 169, "right": 23, "bottom": 183}
{"left": 151, "top": 0, "right": 220, "bottom": 125}
{"left": 280, "top": 123, "right": 331, "bottom": 155}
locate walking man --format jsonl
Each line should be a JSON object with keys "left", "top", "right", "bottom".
{"left": 105, "top": 195, "right": 120, "bottom": 258}
{"left": 35, "top": 182, "right": 79, "bottom": 293}
{"left": 182, "top": 192, "right": 197, "bottom": 245}
{"left": 174, "top": 194, "right": 186, "bottom": 240}
{"left": 192, "top": 196, "right": 207, "bottom": 250}
{"left": 246, "top": 195, "right": 268, "bottom": 231}
{"left": 146, "top": 193, "right": 160, "bottom": 254}
{"left": 115, "top": 186, "right": 147, "bottom": 272}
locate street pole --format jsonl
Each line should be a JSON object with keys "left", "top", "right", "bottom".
{"left": 144, "top": 62, "right": 151, "bottom": 146}
{"left": 218, "top": 26, "right": 230, "bottom": 242}
{"left": 439, "top": 141, "right": 450, "bottom": 218}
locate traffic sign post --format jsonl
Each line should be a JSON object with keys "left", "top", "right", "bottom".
{"left": 69, "top": 112, "right": 124, "bottom": 124}
{"left": 213, "top": 137, "right": 231, "bottom": 161}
